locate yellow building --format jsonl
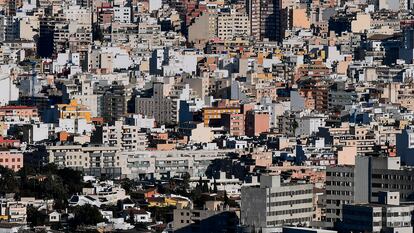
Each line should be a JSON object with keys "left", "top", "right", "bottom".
{"left": 57, "top": 99, "right": 92, "bottom": 123}
{"left": 147, "top": 196, "right": 190, "bottom": 208}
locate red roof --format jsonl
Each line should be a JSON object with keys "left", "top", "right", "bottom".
{"left": 0, "top": 136, "right": 19, "bottom": 143}
{"left": 0, "top": 106, "right": 36, "bottom": 110}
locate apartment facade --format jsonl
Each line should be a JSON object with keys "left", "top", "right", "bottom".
{"left": 98, "top": 121, "right": 147, "bottom": 151}
{"left": 241, "top": 175, "right": 314, "bottom": 232}
{"left": 0, "top": 150, "right": 23, "bottom": 171}
{"left": 172, "top": 208, "right": 238, "bottom": 232}
{"left": 248, "top": 0, "right": 283, "bottom": 41}
{"left": 217, "top": 10, "right": 250, "bottom": 40}
{"left": 135, "top": 82, "right": 185, "bottom": 125}
{"left": 339, "top": 192, "right": 413, "bottom": 233}
{"left": 325, "top": 156, "right": 414, "bottom": 226}
{"left": 47, "top": 144, "right": 127, "bottom": 178}
{"left": 125, "top": 149, "right": 232, "bottom": 179}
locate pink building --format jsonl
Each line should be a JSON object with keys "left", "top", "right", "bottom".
{"left": 245, "top": 111, "right": 270, "bottom": 137}
{"left": 0, "top": 150, "right": 23, "bottom": 171}
{"left": 0, "top": 106, "right": 38, "bottom": 118}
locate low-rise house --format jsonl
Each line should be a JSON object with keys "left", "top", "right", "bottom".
{"left": 0, "top": 201, "right": 27, "bottom": 223}
{"left": 48, "top": 211, "right": 61, "bottom": 223}
{"left": 147, "top": 195, "right": 190, "bottom": 208}
{"left": 125, "top": 208, "right": 152, "bottom": 223}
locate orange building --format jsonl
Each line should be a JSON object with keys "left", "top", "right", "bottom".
{"left": 202, "top": 106, "right": 241, "bottom": 126}
{"left": 57, "top": 99, "right": 92, "bottom": 123}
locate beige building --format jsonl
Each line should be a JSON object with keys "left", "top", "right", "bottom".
{"left": 179, "top": 122, "right": 214, "bottom": 143}
{"left": 337, "top": 146, "right": 357, "bottom": 165}
{"left": 188, "top": 9, "right": 250, "bottom": 46}
{"left": 19, "top": 16, "right": 39, "bottom": 41}
{"left": 351, "top": 13, "right": 371, "bottom": 33}
{"left": 188, "top": 12, "right": 217, "bottom": 46}
{"left": 217, "top": 10, "right": 250, "bottom": 40}
{"left": 47, "top": 144, "right": 127, "bottom": 178}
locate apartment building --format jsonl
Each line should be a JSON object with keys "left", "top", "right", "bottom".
{"left": 325, "top": 165, "right": 354, "bottom": 225}
{"left": 172, "top": 207, "right": 238, "bottom": 232}
{"left": 136, "top": 82, "right": 190, "bottom": 125}
{"left": 241, "top": 175, "right": 314, "bottom": 233}
{"left": 247, "top": 0, "right": 283, "bottom": 41}
{"left": 113, "top": 5, "right": 131, "bottom": 23}
{"left": 0, "top": 150, "right": 23, "bottom": 172}
{"left": 125, "top": 149, "right": 232, "bottom": 179}
{"left": 245, "top": 110, "right": 270, "bottom": 137}
{"left": 56, "top": 99, "right": 92, "bottom": 123}
{"left": 61, "top": 78, "right": 99, "bottom": 117}
{"left": 339, "top": 192, "right": 413, "bottom": 233}
{"left": 202, "top": 106, "right": 241, "bottom": 126}
{"left": 0, "top": 106, "right": 38, "bottom": 119}
{"left": 94, "top": 121, "right": 147, "bottom": 151}
{"left": 325, "top": 156, "right": 414, "bottom": 226}
{"left": 101, "top": 84, "right": 129, "bottom": 124}
{"left": 217, "top": 10, "right": 250, "bottom": 40}
{"left": 396, "top": 128, "right": 414, "bottom": 165}
{"left": 221, "top": 113, "right": 245, "bottom": 136}
{"left": 47, "top": 144, "right": 127, "bottom": 178}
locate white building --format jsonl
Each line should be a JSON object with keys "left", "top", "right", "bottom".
{"left": 113, "top": 5, "right": 131, "bottom": 23}
{"left": 125, "top": 114, "right": 155, "bottom": 130}
{"left": 0, "top": 75, "right": 19, "bottom": 106}
{"left": 47, "top": 144, "right": 127, "bottom": 178}
{"left": 125, "top": 149, "right": 233, "bottom": 179}
{"left": 100, "top": 121, "right": 147, "bottom": 151}
{"left": 295, "top": 112, "right": 327, "bottom": 137}
{"left": 56, "top": 118, "right": 93, "bottom": 135}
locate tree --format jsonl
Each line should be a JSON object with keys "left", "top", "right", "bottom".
{"left": 56, "top": 167, "right": 83, "bottom": 195}
{"left": 0, "top": 166, "right": 19, "bottom": 195}
{"left": 121, "top": 178, "right": 135, "bottom": 194}
{"left": 69, "top": 204, "right": 104, "bottom": 229}
{"left": 292, "top": 120, "right": 299, "bottom": 136}
{"left": 202, "top": 181, "right": 209, "bottom": 193}
{"left": 27, "top": 206, "right": 48, "bottom": 227}
{"left": 148, "top": 206, "right": 175, "bottom": 223}
{"left": 213, "top": 178, "right": 218, "bottom": 193}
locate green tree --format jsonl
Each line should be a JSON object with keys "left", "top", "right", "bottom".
{"left": 69, "top": 204, "right": 104, "bottom": 229}
{"left": 0, "top": 166, "right": 18, "bottom": 195}
{"left": 27, "top": 206, "right": 48, "bottom": 227}
{"left": 121, "top": 178, "right": 135, "bottom": 194}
